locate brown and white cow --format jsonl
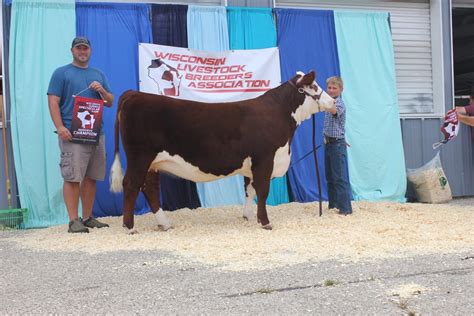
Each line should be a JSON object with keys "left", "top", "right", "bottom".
{"left": 110, "top": 71, "right": 334, "bottom": 233}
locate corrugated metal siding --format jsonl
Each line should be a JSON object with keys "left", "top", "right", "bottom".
{"left": 275, "top": 0, "right": 434, "bottom": 114}
{"left": 402, "top": 118, "right": 474, "bottom": 198}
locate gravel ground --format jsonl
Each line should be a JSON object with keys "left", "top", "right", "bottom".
{"left": 0, "top": 198, "right": 473, "bottom": 315}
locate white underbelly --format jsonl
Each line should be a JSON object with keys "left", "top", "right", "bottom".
{"left": 149, "top": 151, "right": 253, "bottom": 182}
{"left": 272, "top": 142, "right": 291, "bottom": 178}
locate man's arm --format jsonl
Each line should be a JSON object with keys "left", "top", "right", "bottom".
{"left": 48, "top": 94, "right": 72, "bottom": 141}
{"left": 89, "top": 81, "right": 114, "bottom": 107}
{"left": 458, "top": 114, "right": 474, "bottom": 127}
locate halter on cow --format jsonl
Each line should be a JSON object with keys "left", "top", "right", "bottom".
{"left": 110, "top": 71, "right": 335, "bottom": 234}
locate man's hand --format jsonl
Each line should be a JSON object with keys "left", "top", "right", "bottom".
{"left": 89, "top": 81, "right": 105, "bottom": 94}
{"left": 89, "top": 81, "right": 114, "bottom": 106}
{"left": 57, "top": 125, "right": 72, "bottom": 141}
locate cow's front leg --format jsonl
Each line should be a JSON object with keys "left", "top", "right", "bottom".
{"left": 242, "top": 176, "right": 256, "bottom": 221}
{"left": 252, "top": 161, "right": 273, "bottom": 230}
{"left": 142, "top": 170, "right": 172, "bottom": 231}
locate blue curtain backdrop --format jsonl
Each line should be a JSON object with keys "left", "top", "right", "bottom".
{"left": 276, "top": 8, "right": 341, "bottom": 202}
{"left": 187, "top": 5, "right": 245, "bottom": 207}
{"left": 9, "top": 0, "right": 75, "bottom": 227}
{"left": 227, "top": 7, "right": 289, "bottom": 206}
{"left": 76, "top": 3, "right": 153, "bottom": 216}
{"left": 151, "top": 4, "right": 201, "bottom": 211}
{"left": 334, "top": 11, "right": 406, "bottom": 202}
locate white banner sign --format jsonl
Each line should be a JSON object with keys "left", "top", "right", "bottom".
{"left": 138, "top": 43, "right": 281, "bottom": 102}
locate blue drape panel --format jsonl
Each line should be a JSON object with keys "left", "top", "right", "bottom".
{"left": 187, "top": 5, "right": 245, "bottom": 207}
{"left": 76, "top": 3, "right": 153, "bottom": 216}
{"left": 150, "top": 4, "right": 201, "bottom": 211}
{"left": 9, "top": 0, "right": 75, "bottom": 227}
{"left": 276, "top": 9, "right": 341, "bottom": 202}
{"left": 334, "top": 11, "right": 406, "bottom": 202}
{"left": 151, "top": 4, "right": 188, "bottom": 48}
{"left": 227, "top": 7, "right": 288, "bottom": 206}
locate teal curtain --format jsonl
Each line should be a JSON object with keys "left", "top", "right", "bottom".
{"left": 334, "top": 11, "right": 406, "bottom": 202}
{"left": 187, "top": 5, "right": 245, "bottom": 207}
{"left": 227, "top": 7, "right": 276, "bottom": 50}
{"left": 9, "top": 0, "right": 75, "bottom": 227}
{"left": 227, "top": 7, "right": 288, "bottom": 206}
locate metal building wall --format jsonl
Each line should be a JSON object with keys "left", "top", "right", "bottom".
{"left": 403, "top": 0, "right": 473, "bottom": 198}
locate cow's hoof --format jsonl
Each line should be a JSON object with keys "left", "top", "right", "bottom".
{"left": 262, "top": 223, "right": 273, "bottom": 230}
{"left": 123, "top": 226, "right": 139, "bottom": 235}
{"left": 158, "top": 223, "right": 172, "bottom": 231}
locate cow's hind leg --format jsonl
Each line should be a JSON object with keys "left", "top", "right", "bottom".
{"left": 142, "top": 171, "right": 172, "bottom": 231}
{"left": 252, "top": 161, "right": 273, "bottom": 230}
{"left": 242, "top": 176, "right": 256, "bottom": 222}
{"left": 122, "top": 151, "right": 156, "bottom": 234}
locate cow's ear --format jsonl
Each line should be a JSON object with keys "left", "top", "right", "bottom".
{"left": 297, "top": 71, "right": 316, "bottom": 86}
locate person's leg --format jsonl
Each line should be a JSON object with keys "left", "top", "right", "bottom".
{"left": 325, "top": 144, "right": 337, "bottom": 209}
{"left": 59, "top": 138, "right": 85, "bottom": 222}
{"left": 333, "top": 141, "right": 352, "bottom": 214}
{"left": 82, "top": 136, "right": 108, "bottom": 228}
{"left": 80, "top": 177, "right": 96, "bottom": 219}
{"left": 63, "top": 181, "right": 80, "bottom": 220}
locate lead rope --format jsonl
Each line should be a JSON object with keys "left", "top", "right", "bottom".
{"left": 312, "top": 114, "right": 323, "bottom": 216}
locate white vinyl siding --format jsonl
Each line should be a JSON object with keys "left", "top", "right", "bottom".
{"left": 275, "top": 0, "right": 437, "bottom": 115}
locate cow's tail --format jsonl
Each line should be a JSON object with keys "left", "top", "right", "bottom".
{"left": 110, "top": 91, "right": 133, "bottom": 193}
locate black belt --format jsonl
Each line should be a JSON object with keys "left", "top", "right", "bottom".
{"left": 324, "top": 136, "right": 343, "bottom": 144}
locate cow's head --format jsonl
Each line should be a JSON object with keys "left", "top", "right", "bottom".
{"left": 148, "top": 58, "right": 182, "bottom": 96}
{"left": 290, "top": 71, "right": 335, "bottom": 125}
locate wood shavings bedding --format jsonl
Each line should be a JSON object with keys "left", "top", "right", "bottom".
{"left": 10, "top": 201, "right": 474, "bottom": 271}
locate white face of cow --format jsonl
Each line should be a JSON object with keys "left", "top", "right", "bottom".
{"left": 291, "top": 71, "right": 335, "bottom": 126}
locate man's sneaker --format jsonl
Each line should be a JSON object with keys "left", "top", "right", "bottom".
{"left": 82, "top": 217, "right": 109, "bottom": 229}
{"left": 68, "top": 218, "right": 89, "bottom": 233}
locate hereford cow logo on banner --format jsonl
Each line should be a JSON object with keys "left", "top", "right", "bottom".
{"left": 148, "top": 58, "right": 182, "bottom": 96}
{"left": 138, "top": 43, "right": 281, "bottom": 103}
{"left": 77, "top": 110, "right": 96, "bottom": 129}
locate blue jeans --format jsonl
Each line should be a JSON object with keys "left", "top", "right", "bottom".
{"left": 325, "top": 139, "right": 352, "bottom": 214}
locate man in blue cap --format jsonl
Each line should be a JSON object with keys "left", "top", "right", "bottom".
{"left": 47, "top": 36, "right": 114, "bottom": 233}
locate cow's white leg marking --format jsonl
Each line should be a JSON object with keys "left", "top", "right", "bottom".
{"left": 155, "top": 208, "right": 172, "bottom": 231}
{"left": 262, "top": 223, "right": 273, "bottom": 230}
{"left": 243, "top": 181, "right": 256, "bottom": 221}
{"left": 123, "top": 225, "right": 139, "bottom": 235}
